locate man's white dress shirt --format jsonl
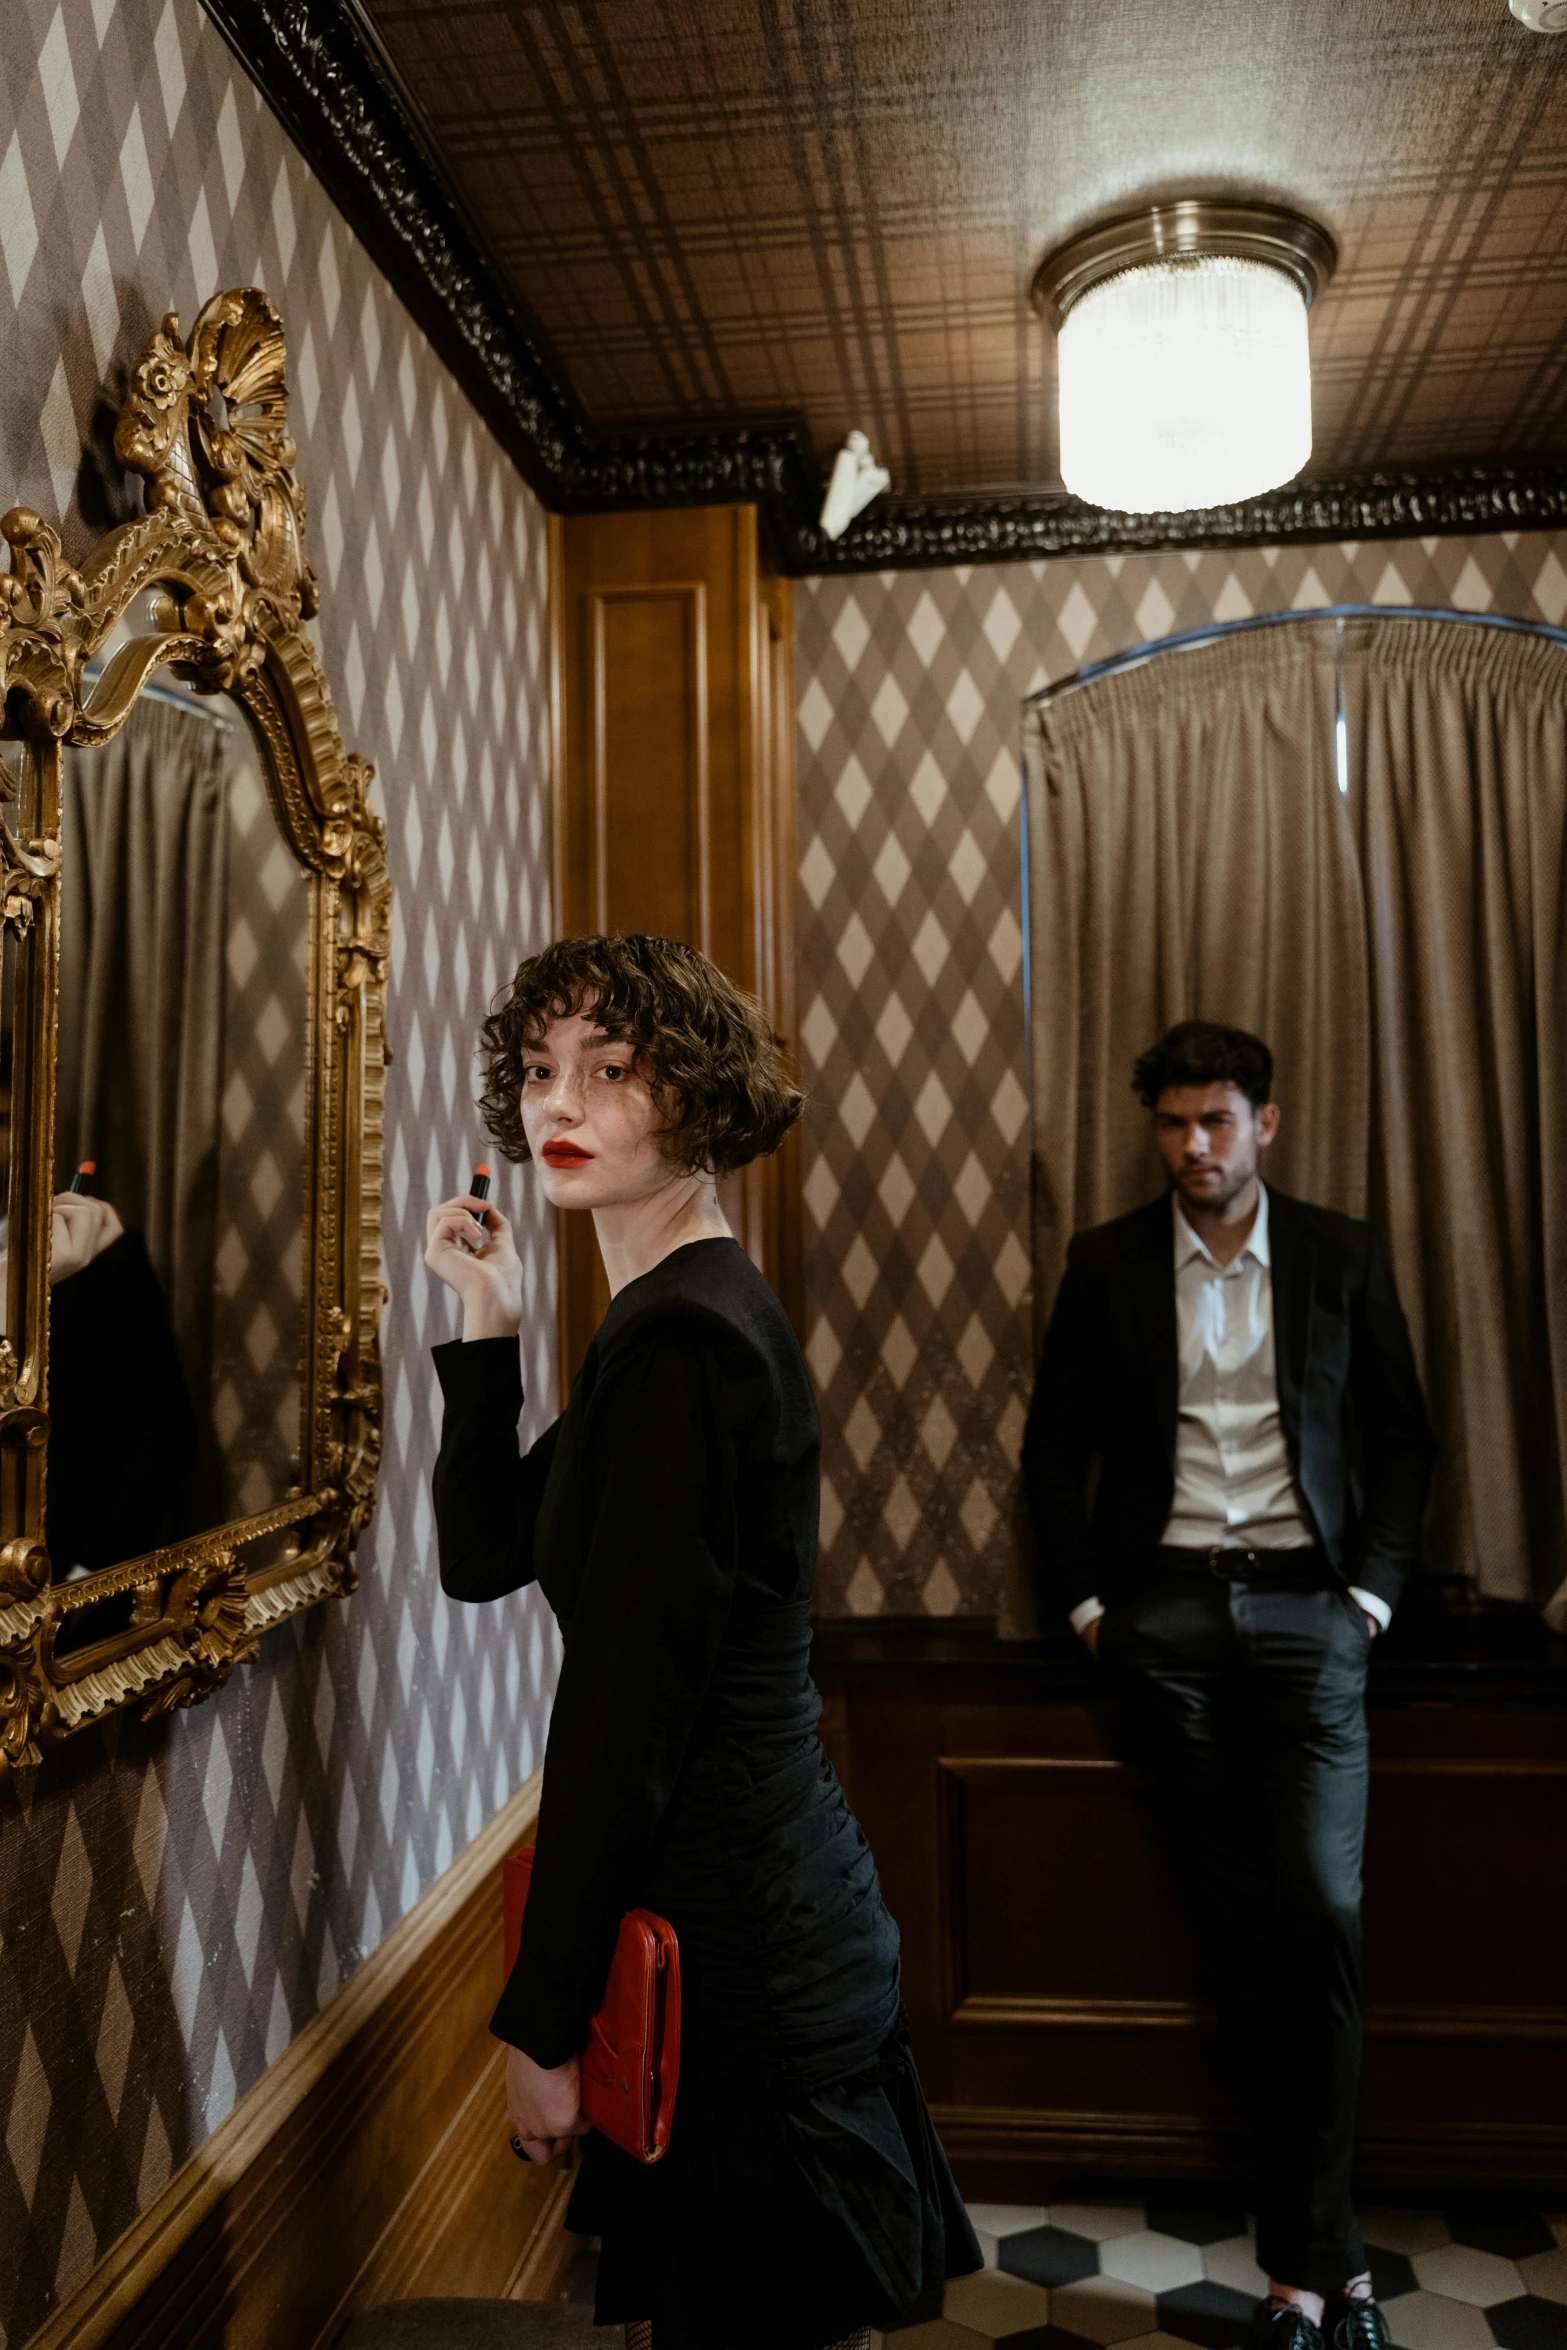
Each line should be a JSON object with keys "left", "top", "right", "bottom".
{"left": 1069, "top": 1186, "right": 1391, "bottom": 1637}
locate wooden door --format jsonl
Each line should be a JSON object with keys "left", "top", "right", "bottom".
{"left": 549, "top": 506, "right": 801, "bottom": 1395}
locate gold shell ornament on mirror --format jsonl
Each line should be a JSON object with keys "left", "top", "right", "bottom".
{"left": 0, "top": 287, "right": 390, "bottom": 1767}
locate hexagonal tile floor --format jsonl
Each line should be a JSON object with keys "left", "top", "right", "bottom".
{"left": 870, "top": 2201, "right": 1567, "bottom": 2350}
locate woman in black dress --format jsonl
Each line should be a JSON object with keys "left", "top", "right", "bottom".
{"left": 425, "top": 933, "right": 979, "bottom": 2350}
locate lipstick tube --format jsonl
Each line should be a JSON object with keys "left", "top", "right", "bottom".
{"left": 469, "top": 1163, "right": 491, "bottom": 1245}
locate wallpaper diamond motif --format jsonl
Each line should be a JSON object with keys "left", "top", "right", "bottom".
{"left": 0, "top": 3, "right": 559, "bottom": 2341}
{"left": 796, "top": 531, "right": 1567, "bottom": 1631}
{"left": 211, "top": 716, "right": 311, "bottom": 1523}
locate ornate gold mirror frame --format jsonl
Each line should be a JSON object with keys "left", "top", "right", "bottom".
{"left": 0, "top": 287, "right": 389, "bottom": 1767}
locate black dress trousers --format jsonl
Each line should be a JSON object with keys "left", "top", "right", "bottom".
{"left": 1100, "top": 1567, "right": 1371, "bottom": 2293}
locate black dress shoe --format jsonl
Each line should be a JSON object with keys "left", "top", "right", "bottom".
{"left": 1330, "top": 2301, "right": 1390, "bottom": 2350}
{"left": 1248, "top": 2303, "right": 1325, "bottom": 2350}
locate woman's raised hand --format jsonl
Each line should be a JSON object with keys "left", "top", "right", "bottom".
{"left": 425, "top": 1192, "right": 524, "bottom": 1340}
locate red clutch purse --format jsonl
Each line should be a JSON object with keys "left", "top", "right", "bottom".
{"left": 502, "top": 1846, "right": 681, "bottom": 2166}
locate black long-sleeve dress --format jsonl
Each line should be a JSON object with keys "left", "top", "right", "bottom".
{"left": 48, "top": 1228, "right": 197, "bottom": 1570}
{"left": 432, "top": 1235, "right": 978, "bottom": 2350}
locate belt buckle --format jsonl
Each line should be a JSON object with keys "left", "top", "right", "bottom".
{"left": 1207, "top": 1547, "right": 1259, "bottom": 1579}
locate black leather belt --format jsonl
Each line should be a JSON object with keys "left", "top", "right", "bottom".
{"left": 1157, "top": 1544, "right": 1327, "bottom": 1583}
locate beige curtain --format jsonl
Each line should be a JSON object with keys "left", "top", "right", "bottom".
{"left": 1026, "top": 612, "right": 1567, "bottom": 1619}
{"left": 1345, "top": 618, "right": 1567, "bottom": 1612}
{"left": 1029, "top": 622, "right": 1367, "bottom": 1307}
{"left": 56, "top": 690, "right": 229, "bottom": 1521}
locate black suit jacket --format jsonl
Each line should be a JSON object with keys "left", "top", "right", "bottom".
{"left": 1021, "top": 1186, "right": 1435, "bottom": 1622}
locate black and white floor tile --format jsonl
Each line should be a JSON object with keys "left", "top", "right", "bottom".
{"left": 871, "top": 2200, "right": 1567, "bottom": 2350}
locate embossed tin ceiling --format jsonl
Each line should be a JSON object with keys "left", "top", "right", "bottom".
{"left": 359, "top": 0, "right": 1567, "bottom": 503}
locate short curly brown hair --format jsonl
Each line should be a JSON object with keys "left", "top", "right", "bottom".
{"left": 478, "top": 933, "right": 804, "bottom": 1175}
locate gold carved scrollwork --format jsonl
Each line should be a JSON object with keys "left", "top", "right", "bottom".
{"left": 116, "top": 288, "right": 318, "bottom": 608}
{"left": 0, "top": 287, "right": 389, "bottom": 1767}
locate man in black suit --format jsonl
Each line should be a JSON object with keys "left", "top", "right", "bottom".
{"left": 1023, "top": 1021, "right": 1433, "bottom": 2350}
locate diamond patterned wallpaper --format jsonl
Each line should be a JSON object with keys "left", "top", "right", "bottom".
{"left": 211, "top": 713, "right": 311, "bottom": 1523}
{"left": 795, "top": 531, "right": 1567, "bottom": 1631}
{"left": 0, "top": 4, "right": 558, "bottom": 2341}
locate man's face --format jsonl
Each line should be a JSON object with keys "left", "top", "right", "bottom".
{"left": 1153, "top": 1081, "right": 1279, "bottom": 1215}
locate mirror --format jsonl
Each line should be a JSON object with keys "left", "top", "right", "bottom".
{"left": 0, "top": 284, "right": 390, "bottom": 1766}
{"left": 51, "top": 682, "right": 310, "bottom": 1584}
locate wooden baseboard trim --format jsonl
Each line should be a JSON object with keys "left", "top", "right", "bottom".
{"left": 505, "top": 2165, "right": 582, "bottom": 2303}
{"left": 934, "top": 2103, "right": 1567, "bottom": 2196}
{"left": 949, "top": 1995, "right": 1567, "bottom": 2041}
{"left": 27, "top": 1769, "right": 555, "bottom": 2350}
{"left": 933, "top": 2102, "right": 1236, "bottom": 2176}
{"left": 320, "top": 2041, "right": 507, "bottom": 2326}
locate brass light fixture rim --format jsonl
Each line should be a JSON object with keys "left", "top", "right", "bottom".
{"left": 1030, "top": 199, "right": 1338, "bottom": 333}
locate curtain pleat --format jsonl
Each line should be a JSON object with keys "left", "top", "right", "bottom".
{"left": 56, "top": 692, "right": 230, "bottom": 1528}
{"left": 1344, "top": 619, "right": 1567, "bottom": 1612}
{"left": 1029, "top": 622, "right": 1365, "bottom": 1321}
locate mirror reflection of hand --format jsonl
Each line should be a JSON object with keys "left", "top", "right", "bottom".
{"left": 425, "top": 1193, "right": 524, "bottom": 1342}
{"left": 50, "top": 1194, "right": 124, "bottom": 1285}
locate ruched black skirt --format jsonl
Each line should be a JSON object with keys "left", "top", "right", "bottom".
{"left": 567, "top": 2014, "right": 981, "bottom": 2350}
{"left": 560, "top": 1603, "right": 978, "bottom": 2344}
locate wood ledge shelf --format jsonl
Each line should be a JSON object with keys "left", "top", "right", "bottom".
{"left": 812, "top": 1600, "right": 1567, "bottom": 1703}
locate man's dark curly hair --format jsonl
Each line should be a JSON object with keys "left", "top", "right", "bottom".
{"left": 1132, "top": 1019, "right": 1274, "bottom": 1110}
{"left": 478, "top": 933, "right": 804, "bottom": 1175}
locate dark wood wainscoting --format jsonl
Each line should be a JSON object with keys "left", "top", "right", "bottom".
{"left": 813, "top": 1613, "right": 1567, "bottom": 2203}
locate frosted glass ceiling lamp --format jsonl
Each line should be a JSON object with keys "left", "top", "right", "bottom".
{"left": 1031, "top": 201, "right": 1337, "bottom": 515}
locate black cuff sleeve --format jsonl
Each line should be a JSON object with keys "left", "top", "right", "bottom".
{"left": 432, "top": 1334, "right": 523, "bottom": 1409}
{"left": 431, "top": 1336, "right": 557, "bottom": 1604}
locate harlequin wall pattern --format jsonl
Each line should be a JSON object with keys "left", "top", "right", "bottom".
{"left": 0, "top": 3, "right": 558, "bottom": 2340}
{"left": 210, "top": 717, "right": 313, "bottom": 1526}
{"left": 795, "top": 529, "right": 1567, "bottom": 1630}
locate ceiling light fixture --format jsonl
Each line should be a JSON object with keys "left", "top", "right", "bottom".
{"left": 1510, "top": 0, "right": 1567, "bottom": 30}
{"left": 1032, "top": 200, "right": 1337, "bottom": 515}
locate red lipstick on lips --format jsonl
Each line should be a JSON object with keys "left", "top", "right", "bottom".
{"left": 541, "top": 1139, "right": 594, "bottom": 1167}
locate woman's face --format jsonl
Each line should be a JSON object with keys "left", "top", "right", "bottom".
{"left": 518, "top": 1008, "right": 688, "bottom": 1209}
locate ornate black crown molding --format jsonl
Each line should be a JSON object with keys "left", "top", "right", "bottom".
{"left": 199, "top": 0, "right": 1567, "bottom": 577}
{"left": 198, "top": 0, "right": 587, "bottom": 498}
{"left": 195, "top": 0, "right": 823, "bottom": 529}
{"left": 800, "top": 459, "right": 1567, "bottom": 574}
